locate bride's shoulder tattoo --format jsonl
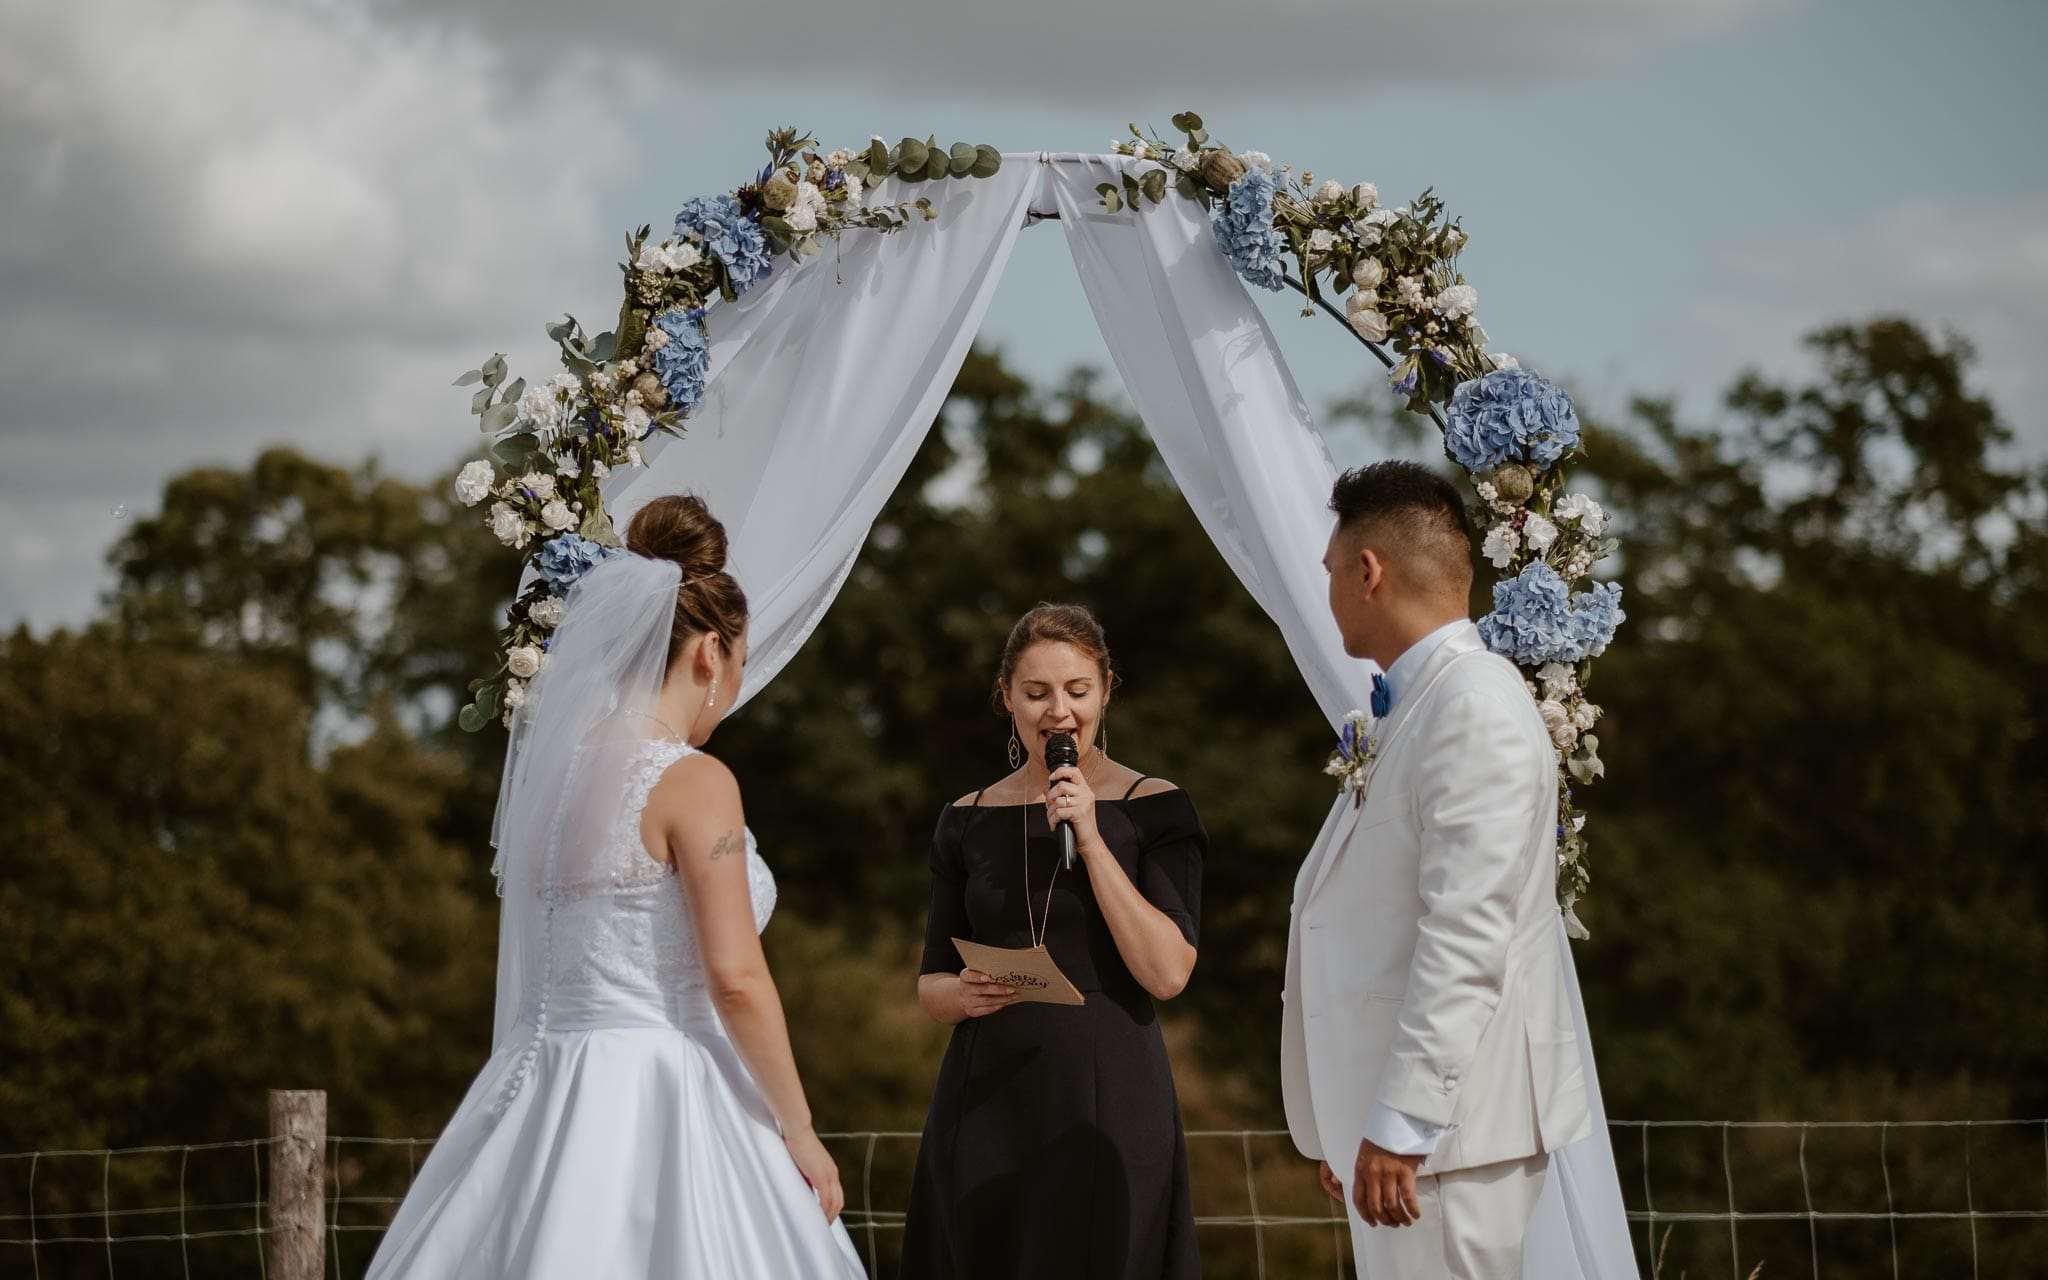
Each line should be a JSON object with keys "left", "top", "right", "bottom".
{"left": 709, "top": 830, "right": 743, "bottom": 861}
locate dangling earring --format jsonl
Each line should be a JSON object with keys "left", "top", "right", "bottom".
{"left": 706, "top": 675, "right": 717, "bottom": 709}
{"left": 1007, "top": 724, "right": 1024, "bottom": 770}
{"left": 1098, "top": 712, "right": 1109, "bottom": 760}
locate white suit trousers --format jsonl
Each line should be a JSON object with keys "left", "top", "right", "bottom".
{"left": 1347, "top": 1154, "right": 1548, "bottom": 1280}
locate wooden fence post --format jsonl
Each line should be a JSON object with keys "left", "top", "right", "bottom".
{"left": 266, "top": 1089, "right": 326, "bottom": 1280}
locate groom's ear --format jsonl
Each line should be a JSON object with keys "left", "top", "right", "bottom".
{"left": 1355, "top": 543, "right": 1388, "bottom": 597}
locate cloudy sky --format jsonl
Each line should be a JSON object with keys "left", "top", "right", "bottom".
{"left": 3, "top": 0, "right": 2043, "bottom": 631}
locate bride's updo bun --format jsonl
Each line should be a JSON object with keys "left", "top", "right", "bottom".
{"left": 625, "top": 495, "right": 749, "bottom": 665}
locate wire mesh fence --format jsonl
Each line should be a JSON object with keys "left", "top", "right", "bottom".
{"left": 7, "top": 1118, "right": 2046, "bottom": 1279}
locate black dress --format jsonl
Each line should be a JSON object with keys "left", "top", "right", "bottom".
{"left": 898, "top": 783, "right": 1205, "bottom": 1280}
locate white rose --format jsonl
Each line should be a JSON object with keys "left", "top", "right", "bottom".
{"left": 1482, "top": 524, "right": 1519, "bottom": 569}
{"left": 1351, "top": 182, "right": 1378, "bottom": 209}
{"left": 1489, "top": 352, "right": 1520, "bottom": 371}
{"left": 539, "top": 499, "right": 576, "bottom": 532}
{"left": 1572, "top": 701, "right": 1601, "bottom": 731}
{"left": 635, "top": 240, "right": 673, "bottom": 273}
{"left": 1364, "top": 207, "right": 1399, "bottom": 228}
{"left": 1170, "top": 147, "right": 1199, "bottom": 173}
{"left": 665, "top": 241, "right": 702, "bottom": 272}
{"left": 786, "top": 203, "right": 818, "bottom": 232}
{"left": 555, "top": 455, "right": 580, "bottom": 480}
{"left": 503, "top": 678, "right": 526, "bottom": 711}
{"left": 1350, "top": 257, "right": 1386, "bottom": 291}
{"left": 1307, "top": 229, "right": 1336, "bottom": 257}
{"left": 517, "top": 383, "right": 558, "bottom": 428}
{"left": 1523, "top": 513, "right": 1559, "bottom": 553}
{"left": 519, "top": 472, "right": 555, "bottom": 502}
{"left": 1539, "top": 699, "right": 1578, "bottom": 752}
{"left": 1346, "top": 308, "right": 1389, "bottom": 342}
{"left": 622, "top": 404, "right": 651, "bottom": 438}
{"left": 1537, "top": 661, "right": 1577, "bottom": 701}
{"left": 1240, "top": 150, "right": 1273, "bottom": 171}
{"left": 1316, "top": 179, "right": 1345, "bottom": 204}
{"left": 487, "top": 502, "right": 530, "bottom": 548}
{"left": 1436, "top": 283, "right": 1478, "bottom": 320}
{"left": 454, "top": 460, "right": 494, "bottom": 507}
{"left": 506, "top": 645, "right": 543, "bottom": 680}
{"left": 1555, "top": 493, "right": 1609, "bottom": 534}
{"left": 528, "top": 596, "right": 566, "bottom": 629}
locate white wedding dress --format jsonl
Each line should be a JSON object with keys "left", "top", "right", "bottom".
{"left": 367, "top": 736, "right": 865, "bottom": 1279}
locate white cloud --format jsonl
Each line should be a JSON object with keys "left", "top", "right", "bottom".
{"left": 1665, "top": 195, "right": 2048, "bottom": 455}
{"left": 382, "top": 0, "right": 1791, "bottom": 99}
{"left": 0, "top": 0, "right": 650, "bottom": 629}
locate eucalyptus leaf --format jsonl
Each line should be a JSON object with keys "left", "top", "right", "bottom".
{"left": 1171, "top": 111, "right": 1204, "bottom": 133}
{"left": 579, "top": 507, "right": 619, "bottom": 546}
{"left": 970, "top": 145, "right": 1002, "bottom": 178}
{"left": 866, "top": 139, "right": 891, "bottom": 175}
{"left": 896, "top": 138, "right": 929, "bottom": 173}
{"left": 469, "top": 386, "right": 494, "bottom": 415}
{"left": 499, "top": 377, "right": 526, "bottom": 406}
{"left": 489, "top": 431, "right": 535, "bottom": 463}
{"left": 948, "top": 142, "right": 976, "bottom": 176}
{"left": 1097, "top": 183, "right": 1123, "bottom": 214}
{"left": 453, "top": 369, "right": 483, "bottom": 387}
{"left": 480, "top": 403, "right": 520, "bottom": 434}
{"left": 1175, "top": 173, "right": 1201, "bottom": 201}
{"left": 590, "top": 331, "right": 617, "bottom": 363}
{"left": 1141, "top": 169, "right": 1168, "bottom": 203}
{"left": 458, "top": 702, "right": 490, "bottom": 733}
{"left": 923, "top": 149, "right": 949, "bottom": 182}
{"left": 481, "top": 353, "right": 507, "bottom": 384}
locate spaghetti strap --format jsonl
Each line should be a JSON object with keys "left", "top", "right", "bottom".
{"left": 1120, "top": 776, "right": 1151, "bottom": 800}
{"left": 972, "top": 786, "right": 990, "bottom": 808}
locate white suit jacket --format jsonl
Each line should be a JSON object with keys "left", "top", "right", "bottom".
{"left": 1281, "top": 622, "right": 1592, "bottom": 1175}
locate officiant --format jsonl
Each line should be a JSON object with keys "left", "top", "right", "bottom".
{"left": 898, "top": 604, "right": 1206, "bottom": 1280}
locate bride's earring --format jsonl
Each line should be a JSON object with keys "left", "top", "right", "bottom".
{"left": 706, "top": 676, "right": 717, "bottom": 709}
{"left": 1007, "top": 724, "right": 1024, "bottom": 770}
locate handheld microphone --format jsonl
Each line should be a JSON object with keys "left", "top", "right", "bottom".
{"left": 1045, "top": 732, "right": 1080, "bottom": 869}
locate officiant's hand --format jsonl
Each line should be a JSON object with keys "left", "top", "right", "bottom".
{"left": 1353, "top": 1138, "right": 1424, "bottom": 1227}
{"left": 957, "top": 968, "right": 1019, "bottom": 1017}
{"left": 1044, "top": 765, "right": 1100, "bottom": 851}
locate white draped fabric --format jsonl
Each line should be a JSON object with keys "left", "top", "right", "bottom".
{"left": 607, "top": 153, "right": 1637, "bottom": 1278}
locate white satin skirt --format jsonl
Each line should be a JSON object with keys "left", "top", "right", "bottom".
{"left": 366, "top": 987, "right": 866, "bottom": 1279}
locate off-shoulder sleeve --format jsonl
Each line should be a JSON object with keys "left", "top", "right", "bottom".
{"left": 1131, "top": 790, "right": 1205, "bottom": 947}
{"left": 918, "top": 806, "right": 972, "bottom": 976}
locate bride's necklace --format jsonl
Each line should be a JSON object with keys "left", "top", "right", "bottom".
{"left": 622, "top": 709, "right": 686, "bottom": 742}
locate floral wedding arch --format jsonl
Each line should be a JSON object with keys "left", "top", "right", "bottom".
{"left": 450, "top": 117, "right": 1626, "bottom": 937}
{"left": 446, "top": 117, "right": 1640, "bottom": 1277}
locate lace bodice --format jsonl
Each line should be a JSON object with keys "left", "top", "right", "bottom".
{"left": 545, "top": 738, "right": 775, "bottom": 1003}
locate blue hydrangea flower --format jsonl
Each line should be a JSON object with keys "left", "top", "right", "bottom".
{"left": 1444, "top": 368, "right": 1581, "bottom": 475}
{"left": 1566, "top": 580, "right": 1626, "bottom": 659}
{"left": 535, "top": 534, "right": 620, "bottom": 592}
{"left": 651, "top": 309, "right": 711, "bottom": 415}
{"left": 1210, "top": 169, "right": 1288, "bottom": 291}
{"left": 1479, "top": 563, "right": 1627, "bottom": 665}
{"left": 673, "top": 194, "right": 773, "bottom": 295}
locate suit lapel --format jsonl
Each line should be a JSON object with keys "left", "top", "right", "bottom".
{"left": 1303, "top": 622, "right": 1486, "bottom": 905}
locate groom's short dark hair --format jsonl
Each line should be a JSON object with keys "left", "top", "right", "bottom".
{"left": 1329, "top": 462, "right": 1473, "bottom": 596}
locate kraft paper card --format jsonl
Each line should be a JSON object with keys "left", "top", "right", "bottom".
{"left": 951, "top": 938, "right": 1086, "bottom": 1006}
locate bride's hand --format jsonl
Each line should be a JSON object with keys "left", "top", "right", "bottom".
{"left": 1043, "top": 765, "right": 1100, "bottom": 850}
{"left": 782, "top": 1126, "right": 845, "bottom": 1222}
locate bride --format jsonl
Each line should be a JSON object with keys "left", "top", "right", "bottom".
{"left": 368, "top": 495, "right": 864, "bottom": 1278}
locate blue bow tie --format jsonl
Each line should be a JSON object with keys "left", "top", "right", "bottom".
{"left": 1370, "top": 673, "right": 1392, "bottom": 719}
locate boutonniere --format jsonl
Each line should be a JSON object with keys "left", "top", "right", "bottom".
{"left": 1323, "top": 709, "right": 1377, "bottom": 807}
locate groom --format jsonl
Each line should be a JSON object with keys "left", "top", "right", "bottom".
{"left": 1283, "top": 461, "right": 1591, "bottom": 1279}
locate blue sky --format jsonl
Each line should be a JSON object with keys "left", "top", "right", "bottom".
{"left": 2, "top": 0, "right": 2041, "bottom": 627}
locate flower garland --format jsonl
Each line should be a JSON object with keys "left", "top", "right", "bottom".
{"left": 450, "top": 128, "right": 1002, "bottom": 735}
{"left": 1111, "top": 113, "right": 1622, "bottom": 934}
